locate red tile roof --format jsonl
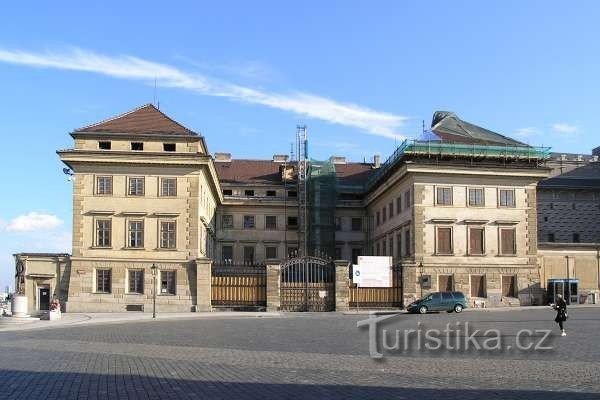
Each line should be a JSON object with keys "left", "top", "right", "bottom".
{"left": 215, "top": 160, "right": 288, "bottom": 185}
{"left": 335, "top": 163, "right": 374, "bottom": 186}
{"left": 214, "top": 159, "right": 374, "bottom": 187}
{"left": 74, "top": 104, "right": 197, "bottom": 136}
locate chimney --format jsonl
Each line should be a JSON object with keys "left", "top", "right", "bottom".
{"left": 373, "top": 154, "right": 381, "bottom": 169}
{"left": 273, "top": 154, "right": 289, "bottom": 163}
{"left": 332, "top": 156, "right": 346, "bottom": 164}
{"left": 214, "top": 152, "right": 232, "bottom": 162}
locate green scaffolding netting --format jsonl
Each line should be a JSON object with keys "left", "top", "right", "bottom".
{"left": 307, "top": 158, "right": 337, "bottom": 259}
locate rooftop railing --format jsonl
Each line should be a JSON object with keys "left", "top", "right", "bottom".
{"left": 365, "top": 139, "right": 551, "bottom": 191}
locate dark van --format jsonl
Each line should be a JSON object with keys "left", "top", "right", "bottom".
{"left": 407, "top": 291, "right": 468, "bottom": 314}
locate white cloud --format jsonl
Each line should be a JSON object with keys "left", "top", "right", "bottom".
{"left": 0, "top": 47, "right": 408, "bottom": 139}
{"left": 552, "top": 123, "right": 578, "bottom": 135}
{"left": 514, "top": 127, "right": 541, "bottom": 137}
{"left": 5, "top": 212, "right": 63, "bottom": 232}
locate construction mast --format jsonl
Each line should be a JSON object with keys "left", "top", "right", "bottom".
{"left": 296, "top": 125, "right": 308, "bottom": 257}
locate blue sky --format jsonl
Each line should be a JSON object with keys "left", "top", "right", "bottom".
{"left": 0, "top": 1, "right": 598, "bottom": 290}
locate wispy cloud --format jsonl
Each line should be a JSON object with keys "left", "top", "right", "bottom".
{"left": 0, "top": 47, "right": 408, "bottom": 139}
{"left": 514, "top": 127, "right": 541, "bottom": 137}
{"left": 5, "top": 212, "right": 63, "bottom": 232}
{"left": 552, "top": 123, "right": 578, "bottom": 135}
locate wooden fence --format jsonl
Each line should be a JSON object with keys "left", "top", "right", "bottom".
{"left": 211, "top": 263, "right": 266, "bottom": 309}
{"left": 349, "top": 265, "right": 403, "bottom": 309}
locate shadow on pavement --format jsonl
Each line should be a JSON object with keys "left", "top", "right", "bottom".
{"left": 0, "top": 369, "right": 597, "bottom": 400}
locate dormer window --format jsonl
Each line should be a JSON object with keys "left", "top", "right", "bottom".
{"left": 98, "top": 141, "right": 111, "bottom": 150}
{"left": 131, "top": 142, "right": 144, "bottom": 151}
{"left": 163, "top": 143, "right": 176, "bottom": 152}
{"left": 244, "top": 190, "right": 255, "bottom": 197}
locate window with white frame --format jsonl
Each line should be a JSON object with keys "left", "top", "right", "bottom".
{"left": 128, "top": 220, "right": 144, "bottom": 248}
{"left": 160, "top": 220, "right": 176, "bottom": 249}
{"left": 128, "top": 270, "right": 144, "bottom": 294}
{"left": 160, "top": 178, "right": 177, "bottom": 196}
{"left": 499, "top": 189, "right": 515, "bottom": 207}
{"left": 160, "top": 270, "right": 176, "bottom": 294}
{"left": 128, "top": 177, "right": 145, "bottom": 196}
{"left": 96, "top": 176, "right": 113, "bottom": 195}
{"left": 95, "top": 219, "right": 111, "bottom": 247}
{"left": 436, "top": 187, "right": 452, "bottom": 205}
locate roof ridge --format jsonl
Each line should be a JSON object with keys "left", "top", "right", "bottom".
{"left": 74, "top": 103, "right": 154, "bottom": 132}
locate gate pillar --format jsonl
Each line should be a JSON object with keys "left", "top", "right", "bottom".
{"left": 335, "top": 260, "right": 350, "bottom": 312}
{"left": 266, "top": 261, "right": 281, "bottom": 312}
{"left": 196, "top": 257, "right": 212, "bottom": 312}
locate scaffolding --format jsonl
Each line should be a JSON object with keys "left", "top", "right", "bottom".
{"left": 307, "top": 158, "right": 337, "bottom": 259}
{"left": 296, "top": 125, "right": 308, "bottom": 257}
{"left": 365, "top": 139, "right": 551, "bottom": 191}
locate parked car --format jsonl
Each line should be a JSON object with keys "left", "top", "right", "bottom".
{"left": 407, "top": 291, "right": 468, "bottom": 314}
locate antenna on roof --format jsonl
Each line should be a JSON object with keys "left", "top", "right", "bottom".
{"left": 153, "top": 77, "right": 160, "bottom": 109}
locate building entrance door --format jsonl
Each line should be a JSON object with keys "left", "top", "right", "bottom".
{"left": 39, "top": 286, "right": 50, "bottom": 311}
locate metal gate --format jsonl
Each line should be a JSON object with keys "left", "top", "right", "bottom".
{"left": 280, "top": 256, "right": 335, "bottom": 312}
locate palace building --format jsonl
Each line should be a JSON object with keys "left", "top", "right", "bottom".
{"left": 13, "top": 105, "right": 599, "bottom": 314}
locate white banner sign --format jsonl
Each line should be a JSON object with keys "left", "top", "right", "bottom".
{"left": 354, "top": 256, "right": 392, "bottom": 288}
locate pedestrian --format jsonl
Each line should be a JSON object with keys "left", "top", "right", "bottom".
{"left": 553, "top": 294, "right": 568, "bottom": 336}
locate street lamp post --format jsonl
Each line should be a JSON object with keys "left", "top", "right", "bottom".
{"left": 151, "top": 263, "right": 158, "bottom": 318}
{"left": 419, "top": 262, "right": 424, "bottom": 298}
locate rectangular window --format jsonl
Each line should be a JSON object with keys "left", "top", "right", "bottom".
{"left": 163, "top": 143, "right": 176, "bottom": 152}
{"left": 243, "top": 246, "right": 255, "bottom": 264}
{"left": 382, "top": 240, "right": 387, "bottom": 256}
{"left": 389, "top": 202, "right": 394, "bottom": 218}
{"left": 96, "top": 269, "right": 111, "bottom": 293}
{"left": 287, "top": 216, "right": 298, "bottom": 228}
{"left": 98, "top": 141, "right": 111, "bottom": 150}
{"left": 335, "top": 247, "right": 342, "bottom": 260}
{"left": 500, "top": 228, "right": 516, "bottom": 255}
{"left": 436, "top": 227, "right": 453, "bottom": 254}
{"left": 266, "top": 190, "right": 276, "bottom": 197}
{"left": 222, "top": 215, "right": 233, "bottom": 229}
{"left": 397, "top": 233, "right": 402, "bottom": 258}
{"left": 382, "top": 207, "right": 387, "bottom": 223}
{"left": 131, "top": 142, "right": 144, "bottom": 151}
{"left": 499, "top": 189, "right": 515, "bottom": 207}
{"left": 396, "top": 197, "right": 402, "bottom": 213}
{"left": 128, "top": 220, "right": 144, "bottom": 248}
{"left": 128, "top": 270, "right": 144, "bottom": 294}
{"left": 160, "top": 178, "right": 177, "bottom": 196}
{"left": 351, "top": 217, "right": 362, "bottom": 231}
{"left": 502, "top": 275, "right": 516, "bottom": 297}
{"left": 351, "top": 248, "right": 362, "bottom": 265}
{"left": 404, "top": 189, "right": 411, "bottom": 209}
{"left": 287, "top": 247, "right": 298, "bottom": 258}
{"left": 223, "top": 189, "right": 233, "bottom": 196}
{"left": 404, "top": 229, "right": 411, "bottom": 256}
{"left": 128, "top": 177, "right": 145, "bottom": 196}
{"left": 548, "top": 233, "right": 555, "bottom": 242}
{"left": 469, "top": 227, "right": 484, "bottom": 255}
{"left": 287, "top": 190, "right": 297, "bottom": 198}
{"left": 573, "top": 233, "right": 580, "bottom": 243}
{"left": 471, "top": 275, "right": 486, "bottom": 298}
{"left": 265, "top": 246, "right": 278, "bottom": 259}
{"left": 244, "top": 190, "right": 255, "bottom": 197}
{"left": 468, "top": 188, "right": 484, "bottom": 206}
{"left": 265, "top": 215, "right": 277, "bottom": 230}
{"left": 95, "top": 219, "right": 112, "bottom": 247}
{"left": 160, "top": 221, "right": 176, "bottom": 249}
{"left": 436, "top": 187, "right": 452, "bottom": 205}
{"left": 376, "top": 211, "right": 380, "bottom": 226}
{"left": 160, "top": 271, "right": 176, "bottom": 295}
{"left": 243, "top": 215, "right": 255, "bottom": 229}
{"left": 376, "top": 242, "right": 380, "bottom": 256}
{"left": 389, "top": 237, "right": 394, "bottom": 258}
{"left": 96, "top": 176, "right": 113, "bottom": 195}
{"left": 222, "top": 245, "right": 233, "bottom": 262}
{"left": 439, "top": 275, "right": 453, "bottom": 291}
{"left": 335, "top": 217, "right": 342, "bottom": 231}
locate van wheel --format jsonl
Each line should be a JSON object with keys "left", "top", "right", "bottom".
{"left": 454, "top": 304, "right": 463, "bottom": 313}
{"left": 419, "top": 305, "right": 428, "bottom": 314}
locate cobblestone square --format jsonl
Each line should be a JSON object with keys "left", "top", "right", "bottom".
{"left": 1, "top": 308, "right": 599, "bottom": 399}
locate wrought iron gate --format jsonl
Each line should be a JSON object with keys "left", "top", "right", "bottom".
{"left": 280, "top": 256, "right": 335, "bottom": 312}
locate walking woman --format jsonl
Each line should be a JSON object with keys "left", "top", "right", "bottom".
{"left": 553, "top": 294, "right": 568, "bottom": 336}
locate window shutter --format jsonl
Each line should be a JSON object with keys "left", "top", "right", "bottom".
{"left": 437, "top": 228, "right": 451, "bottom": 254}
{"left": 501, "top": 229, "right": 516, "bottom": 254}
{"left": 470, "top": 228, "right": 484, "bottom": 254}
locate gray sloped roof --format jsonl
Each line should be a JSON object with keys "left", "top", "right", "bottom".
{"left": 539, "top": 162, "right": 600, "bottom": 188}
{"left": 431, "top": 111, "right": 527, "bottom": 146}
